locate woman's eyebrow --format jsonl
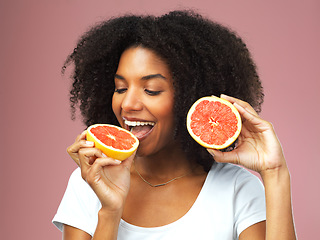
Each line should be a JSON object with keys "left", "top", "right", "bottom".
{"left": 114, "top": 73, "right": 167, "bottom": 80}
{"left": 114, "top": 74, "right": 125, "bottom": 80}
{"left": 141, "top": 74, "right": 166, "bottom": 80}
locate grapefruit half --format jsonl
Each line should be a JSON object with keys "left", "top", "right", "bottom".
{"left": 86, "top": 124, "right": 139, "bottom": 161}
{"left": 187, "top": 96, "right": 242, "bottom": 149}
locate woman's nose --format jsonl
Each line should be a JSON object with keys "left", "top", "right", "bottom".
{"left": 121, "top": 88, "right": 143, "bottom": 112}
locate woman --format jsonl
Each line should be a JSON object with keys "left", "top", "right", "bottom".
{"left": 53, "top": 10, "right": 296, "bottom": 239}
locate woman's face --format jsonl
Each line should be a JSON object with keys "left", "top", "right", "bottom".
{"left": 112, "top": 46, "right": 175, "bottom": 156}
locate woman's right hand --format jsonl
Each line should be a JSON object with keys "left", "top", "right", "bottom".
{"left": 67, "top": 130, "right": 93, "bottom": 167}
{"left": 66, "top": 130, "right": 135, "bottom": 212}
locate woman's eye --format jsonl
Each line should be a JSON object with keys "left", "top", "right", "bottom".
{"left": 144, "top": 89, "right": 162, "bottom": 96}
{"left": 114, "top": 88, "right": 127, "bottom": 94}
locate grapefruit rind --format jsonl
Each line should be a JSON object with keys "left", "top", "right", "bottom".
{"left": 86, "top": 124, "right": 139, "bottom": 161}
{"left": 186, "top": 96, "right": 242, "bottom": 149}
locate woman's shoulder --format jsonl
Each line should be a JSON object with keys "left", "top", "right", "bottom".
{"left": 66, "top": 168, "right": 100, "bottom": 201}
{"left": 69, "top": 167, "right": 82, "bottom": 182}
{"left": 67, "top": 167, "right": 85, "bottom": 187}
{"left": 208, "top": 162, "right": 263, "bottom": 187}
{"left": 52, "top": 168, "right": 101, "bottom": 235}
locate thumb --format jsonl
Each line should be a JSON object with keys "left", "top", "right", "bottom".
{"left": 207, "top": 148, "right": 240, "bottom": 165}
{"left": 121, "top": 150, "right": 137, "bottom": 169}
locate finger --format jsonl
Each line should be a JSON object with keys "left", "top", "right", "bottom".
{"left": 67, "top": 140, "right": 95, "bottom": 155}
{"left": 85, "top": 157, "right": 122, "bottom": 185}
{"left": 79, "top": 147, "right": 105, "bottom": 163}
{"left": 233, "top": 102, "right": 266, "bottom": 128}
{"left": 120, "top": 150, "right": 137, "bottom": 170}
{"left": 78, "top": 148, "right": 104, "bottom": 181}
{"left": 220, "top": 94, "right": 258, "bottom": 117}
{"left": 67, "top": 130, "right": 93, "bottom": 157}
{"left": 75, "top": 130, "right": 87, "bottom": 142}
{"left": 78, "top": 147, "right": 105, "bottom": 173}
{"left": 207, "top": 148, "right": 240, "bottom": 165}
{"left": 67, "top": 140, "right": 95, "bottom": 166}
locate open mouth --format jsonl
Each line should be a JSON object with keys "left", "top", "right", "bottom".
{"left": 124, "top": 119, "right": 155, "bottom": 140}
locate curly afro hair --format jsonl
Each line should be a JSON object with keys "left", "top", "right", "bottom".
{"left": 64, "top": 10, "right": 264, "bottom": 171}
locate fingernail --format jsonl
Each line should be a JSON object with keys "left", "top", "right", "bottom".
{"left": 207, "top": 149, "right": 215, "bottom": 157}
{"left": 102, "top": 153, "right": 107, "bottom": 158}
{"left": 86, "top": 141, "right": 94, "bottom": 146}
{"left": 115, "top": 160, "right": 122, "bottom": 164}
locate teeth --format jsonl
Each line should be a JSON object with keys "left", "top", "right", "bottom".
{"left": 124, "top": 120, "right": 155, "bottom": 127}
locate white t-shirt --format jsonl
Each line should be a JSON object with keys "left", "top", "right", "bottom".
{"left": 53, "top": 162, "right": 266, "bottom": 239}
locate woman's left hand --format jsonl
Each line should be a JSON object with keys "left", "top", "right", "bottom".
{"left": 207, "top": 94, "right": 287, "bottom": 175}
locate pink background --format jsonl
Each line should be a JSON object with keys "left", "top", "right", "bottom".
{"left": 1, "top": 0, "right": 319, "bottom": 239}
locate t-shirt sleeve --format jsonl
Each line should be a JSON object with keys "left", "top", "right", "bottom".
{"left": 52, "top": 168, "right": 101, "bottom": 237}
{"left": 233, "top": 169, "right": 266, "bottom": 238}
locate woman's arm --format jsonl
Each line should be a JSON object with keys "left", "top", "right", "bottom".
{"left": 208, "top": 94, "right": 296, "bottom": 240}
{"left": 62, "top": 208, "right": 123, "bottom": 240}
{"left": 261, "top": 166, "right": 296, "bottom": 239}
{"left": 63, "top": 225, "right": 92, "bottom": 240}
{"left": 238, "top": 166, "right": 295, "bottom": 240}
{"left": 90, "top": 208, "right": 122, "bottom": 240}
{"left": 63, "top": 131, "right": 135, "bottom": 240}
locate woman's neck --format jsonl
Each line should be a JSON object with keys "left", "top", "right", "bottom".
{"left": 133, "top": 141, "right": 199, "bottom": 180}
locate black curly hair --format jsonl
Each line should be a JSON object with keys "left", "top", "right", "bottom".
{"left": 63, "top": 10, "right": 264, "bottom": 171}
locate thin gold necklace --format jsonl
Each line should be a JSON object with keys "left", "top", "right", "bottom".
{"left": 133, "top": 160, "right": 191, "bottom": 187}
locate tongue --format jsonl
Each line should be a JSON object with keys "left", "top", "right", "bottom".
{"left": 131, "top": 125, "right": 153, "bottom": 138}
